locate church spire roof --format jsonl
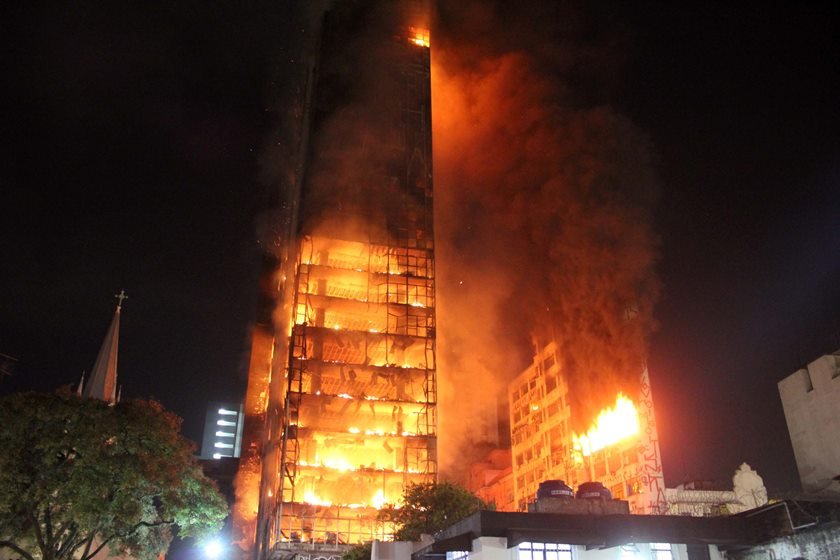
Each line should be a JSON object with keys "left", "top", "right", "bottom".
{"left": 82, "top": 290, "right": 127, "bottom": 404}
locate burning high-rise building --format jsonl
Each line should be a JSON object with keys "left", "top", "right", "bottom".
{"left": 235, "top": 1, "right": 435, "bottom": 555}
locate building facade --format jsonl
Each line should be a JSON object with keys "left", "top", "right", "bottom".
{"left": 508, "top": 340, "right": 666, "bottom": 514}
{"left": 466, "top": 449, "right": 515, "bottom": 512}
{"left": 778, "top": 349, "right": 840, "bottom": 493}
{"left": 200, "top": 401, "right": 245, "bottom": 460}
{"left": 235, "top": 1, "right": 436, "bottom": 556}
{"left": 394, "top": 501, "right": 840, "bottom": 560}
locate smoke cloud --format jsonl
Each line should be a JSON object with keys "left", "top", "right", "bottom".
{"left": 248, "top": 0, "right": 661, "bottom": 486}
{"left": 432, "top": 1, "right": 661, "bottom": 479}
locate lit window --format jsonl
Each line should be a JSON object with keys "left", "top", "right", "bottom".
{"left": 214, "top": 442, "right": 234, "bottom": 448}
{"left": 518, "top": 542, "right": 572, "bottom": 560}
{"left": 218, "top": 408, "right": 238, "bottom": 415}
{"left": 212, "top": 453, "right": 223, "bottom": 459}
{"left": 215, "top": 430, "right": 235, "bottom": 437}
{"left": 217, "top": 419, "right": 237, "bottom": 426}
{"left": 446, "top": 552, "right": 468, "bottom": 560}
{"left": 650, "top": 543, "right": 673, "bottom": 560}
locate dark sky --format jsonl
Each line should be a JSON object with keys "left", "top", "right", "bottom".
{"left": 1, "top": 1, "right": 838, "bottom": 496}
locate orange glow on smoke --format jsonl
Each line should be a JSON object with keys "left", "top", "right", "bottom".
{"left": 573, "top": 393, "right": 639, "bottom": 456}
{"left": 409, "top": 27, "right": 430, "bottom": 48}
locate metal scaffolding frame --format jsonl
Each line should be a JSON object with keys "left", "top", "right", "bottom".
{"left": 267, "top": 6, "right": 436, "bottom": 548}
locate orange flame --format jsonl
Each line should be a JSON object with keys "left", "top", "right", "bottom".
{"left": 303, "top": 489, "right": 332, "bottom": 506}
{"left": 573, "top": 393, "right": 639, "bottom": 456}
{"left": 409, "top": 27, "right": 430, "bottom": 48}
{"left": 372, "top": 489, "right": 387, "bottom": 509}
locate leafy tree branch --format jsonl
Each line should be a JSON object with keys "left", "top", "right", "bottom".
{"left": 0, "top": 391, "right": 229, "bottom": 560}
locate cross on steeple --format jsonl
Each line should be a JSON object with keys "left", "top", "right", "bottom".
{"left": 115, "top": 289, "right": 128, "bottom": 311}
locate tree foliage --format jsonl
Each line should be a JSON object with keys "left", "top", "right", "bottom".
{"left": 342, "top": 541, "right": 372, "bottom": 560}
{"left": 379, "top": 482, "right": 489, "bottom": 542}
{"left": 0, "top": 391, "right": 228, "bottom": 560}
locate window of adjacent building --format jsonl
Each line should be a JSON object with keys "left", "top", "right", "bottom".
{"left": 608, "top": 452, "right": 622, "bottom": 473}
{"left": 595, "top": 459, "right": 607, "bottom": 478}
{"left": 627, "top": 477, "right": 643, "bottom": 496}
{"left": 446, "top": 552, "right": 468, "bottom": 560}
{"left": 650, "top": 543, "right": 673, "bottom": 560}
{"left": 543, "top": 353, "right": 556, "bottom": 371}
{"left": 518, "top": 541, "right": 573, "bottom": 560}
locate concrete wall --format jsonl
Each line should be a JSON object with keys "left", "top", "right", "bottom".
{"left": 577, "top": 543, "right": 691, "bottom": 560}
{"left": 778, "top": 352, "right": 840, "bottom": 492}
{"left": 726, "top": 523, "right": 840, "bottom": 560}
{"left": 469, "top": 537, "right": 516, "bottom": 560}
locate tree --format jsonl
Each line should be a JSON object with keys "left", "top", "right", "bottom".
{"left": 0, "top": 391, "right": 228, "bottom": 560}
{"left": 379, "top": 482, "right": 490, "bottom": 542}
{"left": 342, "top": 541, "right": 372, "bottom": 560}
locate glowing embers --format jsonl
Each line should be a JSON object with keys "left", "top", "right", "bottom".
{"left": 293, "top": 461, "right": 428, "bottom": 508}
{"left": 297, "top": 364, "right": 429, "bottom": 403}
{"left": 299, "top": 432, "right": 432, "bottom": 474}
{"left": 303, "top": 489, "right": 332, "bottom": 506}
{"left": 300, "top": 236, "right": 433, "bottom": 278}
{"left": 292, "top": 327, "right": 435, "bottom": 370}
{"left": 299, "top": 486, "right": 395, "bottom": 510}
{"left": 295, "top": 395, "right": 432, "bottom": 437}
{"left": 572, "top": 393, "right": 640, "bottom": 457}
{"left": 408, "top": 26, "right": 430, "bottom": 48}
{"left": 295, "top": 299, "right": 387, "bottom": 332}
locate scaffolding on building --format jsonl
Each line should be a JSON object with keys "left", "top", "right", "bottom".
{"left": 247, "top": 2, "right": 437, "bottom": 551}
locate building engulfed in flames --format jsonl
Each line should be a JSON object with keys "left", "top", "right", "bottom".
{"left": 235, "top": 1, "right": 436, "bottom": 556}
{"left": 509, "top": 340, "right": 666, "bottom": 513}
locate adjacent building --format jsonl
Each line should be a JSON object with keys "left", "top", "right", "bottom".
{"left": 466, "top": 449, "right": 515, "bottom": 512}
{"left": 508, "top": 340, "right": 666, "bottom": 514}
{"left": 394, "top": 497, "right": 840, "bottom": 560}
{"left": 778, "top": 349, "right": 840, "bottom": 493}
{"left": 200, "top": 401, "right": 245, "bottom": 460}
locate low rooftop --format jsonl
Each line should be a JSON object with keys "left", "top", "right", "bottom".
{"left": 412, "top": 498, "right": 840, "bottom": 558}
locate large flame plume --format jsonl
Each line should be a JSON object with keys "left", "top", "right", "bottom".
{"left": 432, "top": 1, "right": 661, "bottom": 479}
{"left": 573, "top": 393, "right": 640, "bottom": 457}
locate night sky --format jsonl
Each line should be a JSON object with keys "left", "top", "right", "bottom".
{"left": 1, "top": 1, "right": 838, "bottom": 497}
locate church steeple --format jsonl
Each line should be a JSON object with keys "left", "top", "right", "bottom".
{"left": 81, "top": 290, "right": 126, "bottom": 404}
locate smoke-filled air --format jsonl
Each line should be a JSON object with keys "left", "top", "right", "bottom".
{"left": 432, "top": 1, "right": 661, "bottom": 480}
{"left": 246, "top": 0, "right": 661, "bottom": 486}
